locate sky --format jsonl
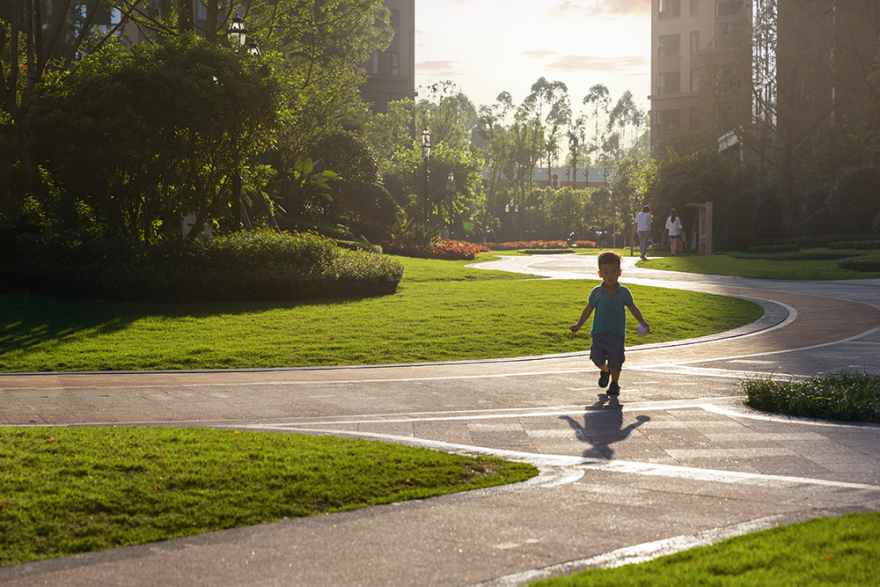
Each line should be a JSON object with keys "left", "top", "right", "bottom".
{"left": 414, "top": 0, "right": 652, "bottom": 122}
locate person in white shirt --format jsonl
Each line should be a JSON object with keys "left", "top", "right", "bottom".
{"left": 635, "top": 205, "right": 653, "bottom": 261}
{"left": 665, "top": 209, "right": 683, "bottom": 257}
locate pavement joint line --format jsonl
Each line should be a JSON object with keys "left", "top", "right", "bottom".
{"left": 629, "top": 365, "right": 810, "bottom": 380}
{"left": 239, "top": 425, "right": 880, "bottom": 492}
{"left": 468, "top": 513, "right": 811, "bottom": 587}
{"left": 230, "top": 397, "right": 745, "bottom": 427}
{"left": 641, "top": 322, "right": 880, "bottom": 369}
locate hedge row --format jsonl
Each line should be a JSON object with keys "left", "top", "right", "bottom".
{"left": 729, "top": 248, "right": 870, "bottom": 261}
{"left": 837, "top": 255, "right": 880, "bottom": 273}
{"left": 829, "top": 240, "right": 880, "bottom": 250}
{"left": 6, "top": 230, "right": 404, "bottom": 302}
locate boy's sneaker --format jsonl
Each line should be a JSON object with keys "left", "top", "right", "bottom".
{"left": 607, "top": 382, "right": 621, "bottom": 396}
{"left": 598, "top": 370, "right": 610, "bottom": 388}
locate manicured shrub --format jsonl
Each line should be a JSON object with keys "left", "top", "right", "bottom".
{"left": 379, "top": 239, "right": 489, "bottom": 261}
{"left": 746, "top": 243, "right": 800, "bottom": 254}
{"left": 829, "top": 240, "right": 880, "bottom": 250}
{"left": 9, "top": 230, "right": 403, "bottom": 302}
{"left": 837, "top": 254, "right": 880, "bottom": 273}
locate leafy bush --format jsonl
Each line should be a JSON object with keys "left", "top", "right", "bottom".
{"left": 827, "top": 165, "right": 880, "bottom": 234}
{"left": 829, "top": 240, "right": 880, "bottom": 250}
{"left": 8, "top": 230, "right": 403, "bottom": 302}
{"left": 743, "top": 373, "right": 880, "bottom": 424}
{"left": 837, "top": 254, "right": 880, "bottom": 273}
{"left": 729, "top": 248, "right": 867, "bottom": 261}
{"left": 379, "top": 238, "right": 488, "bottom": 261}
{"left": 746, "top": 244, "right": 800, "bottom": 254}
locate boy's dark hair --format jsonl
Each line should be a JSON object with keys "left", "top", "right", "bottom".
{"left": 597, "top": 251, "right": 622, "bottom": 268}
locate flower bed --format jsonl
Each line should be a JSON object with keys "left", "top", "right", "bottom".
{"left": 486, "top": 240, "right": 596, "bottom": 251}
{"left": 380, "top": 239, "right": 490, "bottom": 261}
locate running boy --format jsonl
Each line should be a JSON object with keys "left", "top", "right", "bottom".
{"left": 569, "top": 251, "right": 649, "bottom": 396}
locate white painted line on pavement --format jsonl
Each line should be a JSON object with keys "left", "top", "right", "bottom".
{"left": 243, "top": 424, "right": 880, "bottom": 492}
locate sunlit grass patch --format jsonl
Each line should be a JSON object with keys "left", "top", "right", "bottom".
{"left": 0, "top": 426, "right": 538, "bottom": 566}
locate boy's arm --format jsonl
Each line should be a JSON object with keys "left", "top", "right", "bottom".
{"left": 628, "top": 304, "right": 649, "bottom": 332}
{"left": 570, "top": 304, "right": 594, "bottom": 333}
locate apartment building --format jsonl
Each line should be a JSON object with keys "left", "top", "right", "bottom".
{"left": 649, "top": 0, "right": 752, "bottom": 146}
{"left": 359, "top": 0, "right": 416, "bottom": 113}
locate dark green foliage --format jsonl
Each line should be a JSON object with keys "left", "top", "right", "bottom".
{"left": 7, "top": 230, "right": 403, "bottom": 302}
{"left": 26, "top": 35, "right": 281, "bottom": 242}
{"left": 827, "top": 166, "right": 880, "bottom": 234}
{"left": 829, "top": 240, "right": 880, "bottom": 250}
{"left": 730, "top": 248, "right": 868, "bottom": 261}
{"left": 745, "top": 243, "right": 800, "bottom": 254}
{"left": 743, "top": 373, "right": 880, "bottom": 424}
{"left": 837, "top": 254, "right": 880, "bottom": 272}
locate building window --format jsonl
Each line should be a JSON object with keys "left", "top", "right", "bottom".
{"left": 196, "top": 1, "right": 207, "bottom": 20}
{"left": 690, "top": 69, "right": 700, "bottom": 92}
{"left": 658, "top": 72, "right": 681, "bottom": 94}
{"left": 659, "top": 0, "right": 681, "bottom": 18}
{"left": 715, "top": 22, "right": 731, "bottom": 40}
{"left": 716, "top": 0, "right": 743, "bottom": 17}
{"left": 371, "top": 53, "right": 379, "bottom": 74}
{"left": 658, "top": 34, "right": 681, "bottom": 58}
{"left": 690, "top": 31, "right": 700, "bottom": 53}
{"left": 690, "top": 0, "right": 699, "bottom": 15}
{"left": 655, "top": 109, "right": 681, "bottom": 132}
{"left": 689, "top": 108, "right": 700, "bottom": 130}
{"left": 391, "top": 10, "right": 399, "bottom": 36}
{"left": 391, "top": 52, "right": 399, "bottom": 76}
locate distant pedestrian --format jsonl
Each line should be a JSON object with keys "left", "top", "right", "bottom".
{"left": 569, "top": 251, "right": 649, "bottom": 397}
{"left": 666, "top": 209, "right": 683, "bottom": 257}
{"left": 635, "top": 205, "right": 653, "bottom": 261}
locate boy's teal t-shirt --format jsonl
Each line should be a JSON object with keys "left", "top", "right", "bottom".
{"left": 588, "top": 284, "right": 634, "bottom": 336}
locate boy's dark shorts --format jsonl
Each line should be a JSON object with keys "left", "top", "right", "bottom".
{"left": 590, "top": 333, "right": 626, "bottom": 371}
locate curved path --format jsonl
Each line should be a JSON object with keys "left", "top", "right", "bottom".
{"left": 2, "top": 256, "right": 880, "bottom": 587}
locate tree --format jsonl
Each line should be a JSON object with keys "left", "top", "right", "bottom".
{"left": 583, "top": 84, "right": 611, "bottom": 158}
{"left": 28, "top": 34, "right": 281, "bottom": 241}
{"left": 1, "top": 0, "right": 128, "bottom": 210}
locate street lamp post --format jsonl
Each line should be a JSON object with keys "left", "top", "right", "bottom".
{"left": 444, "top": 171, "right": 455, "bottom": 230}
{"left": 225, "top": 12, "right": 261, "bottom": 231}
{"left": 421, "top": 127, "right": 431, "bottom": 223}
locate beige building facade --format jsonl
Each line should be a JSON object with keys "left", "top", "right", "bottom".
{"left": 649, "top": 0, "right": 752, "bottom": 146}
{"left": 359, "top": 0, "right": 416, "bottom": 113}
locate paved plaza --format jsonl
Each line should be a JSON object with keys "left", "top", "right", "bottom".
{"left": 2, "top": 256, "right": 880, "bottom": 586}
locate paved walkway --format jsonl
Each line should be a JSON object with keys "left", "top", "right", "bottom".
{"left": 2, "top": 256, "right": 880, "bottom": 586}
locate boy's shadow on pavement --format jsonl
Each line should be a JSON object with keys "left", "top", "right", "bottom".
{"left": 560, "top": 395, "right": 650, "bottom": 460}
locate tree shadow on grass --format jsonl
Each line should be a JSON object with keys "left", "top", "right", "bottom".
{"left": 0, "top": 291, "right": 352, "bottom": 360}
{"left": 560, "top": 395, "right": 650, "bottom": 460}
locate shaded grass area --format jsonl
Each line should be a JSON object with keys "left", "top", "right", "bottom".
{"left": 0, "top": 254, "right": 764, "bottom": 372}
{"left": 531, "top": 512, "right": 880, "bottom": 587}
{"left": 0, "top": 426, "right": 538, "bottom": 566}
{"left": 742, "top": 373, "right": 880, "bottom": 424}
{"left": 640, "top": 253, "right": 880, "bottom": 280}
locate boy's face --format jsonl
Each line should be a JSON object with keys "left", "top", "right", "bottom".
{"left": 598, "top": 263, "right": 621, "bottom": 287}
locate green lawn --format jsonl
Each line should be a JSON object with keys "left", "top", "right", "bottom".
{"left": 640, "top": 253, "right": 880, "bottom": 280}
{"left": 0, "top": 426, "right": 537, "bottom": 566}
{"left": 531, "top": 512, "right": 880, "bottom": 587}
{"left": 0, "top": 254, "right": 764, "bottom": 372}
